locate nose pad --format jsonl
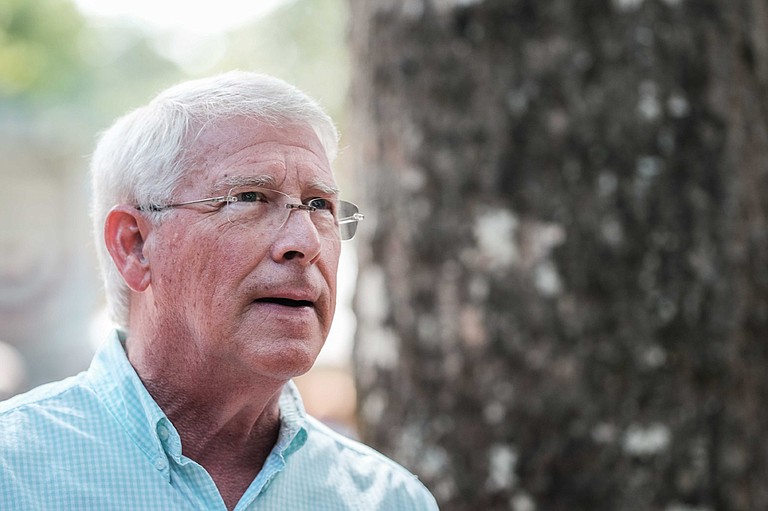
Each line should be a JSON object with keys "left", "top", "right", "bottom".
{"left": 282, "top": 204, "right": 315, "bottom": 229}
{"left": 285, "top": 203, "right": 317, "bottom": 213}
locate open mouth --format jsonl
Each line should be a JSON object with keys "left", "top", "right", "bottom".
{"left": 255, "top": 297, "right": 314, "bottom": 308}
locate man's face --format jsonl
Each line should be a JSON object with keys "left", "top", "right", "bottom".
{"left": 143, "top": 118, "right": 341, "bottom": 381}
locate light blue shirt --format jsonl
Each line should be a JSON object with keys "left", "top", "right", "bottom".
{"left": 0, "top": 332, "right": 438, "bottom": 510}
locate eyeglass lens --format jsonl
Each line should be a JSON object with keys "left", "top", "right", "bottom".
{"left": 224, "top": 187, "right": 361, "bottom": 241}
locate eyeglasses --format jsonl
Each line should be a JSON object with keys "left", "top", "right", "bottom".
{"left": 137, "top": 186, "right": 364, "bottom": 241}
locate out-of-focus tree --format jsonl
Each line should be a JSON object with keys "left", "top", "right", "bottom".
{"left": 349, "top": 1, "right": 768, "bottom": 510}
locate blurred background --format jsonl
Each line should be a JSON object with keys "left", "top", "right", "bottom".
{"left": 4, "top": 1, "right": 768, "bottom": 510}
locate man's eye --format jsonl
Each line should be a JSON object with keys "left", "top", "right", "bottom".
{"left": 307, "top": 198, "right": 333, "bottom": 210}
{"left": 236, "top": 190, "right": 268, "bottom": 203}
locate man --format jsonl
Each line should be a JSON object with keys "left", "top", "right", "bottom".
{"left": 0, "top": 71, "right": 438, "bottom": 510}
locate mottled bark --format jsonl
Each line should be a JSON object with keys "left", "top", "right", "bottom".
{"left": 348, "top": 1, "right": 768, "bottom": 510}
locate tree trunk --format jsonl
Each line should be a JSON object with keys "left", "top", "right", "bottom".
{"left": 348, "top": 1, "right": 768, "bottom": 510}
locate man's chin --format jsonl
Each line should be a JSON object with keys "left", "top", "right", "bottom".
{"left": 241, "top": 336, "right": 325, "bottom": 381}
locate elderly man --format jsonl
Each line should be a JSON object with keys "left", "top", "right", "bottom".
{"left": 0, "top": 72, "right": 438, "bottom": 510}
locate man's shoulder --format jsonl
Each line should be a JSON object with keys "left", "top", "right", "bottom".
{"left": 0, "top": 372, "right": 90, "bottom": 409}
{"left": 0, "top": 374, "right": 97, "bottom": 442}
{"left": 302, "top": 415, "right": 407, "bottom": 471}
{"left": 299, "top": 415, "right": 439, "bottom": 509}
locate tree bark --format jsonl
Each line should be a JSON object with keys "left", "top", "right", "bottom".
{"left": 348, "top": 0, "right": 768, "bottom": 509}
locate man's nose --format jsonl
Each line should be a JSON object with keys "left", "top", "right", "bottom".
{"left": 270, "top": 208, "right": 323, "bottom": 264}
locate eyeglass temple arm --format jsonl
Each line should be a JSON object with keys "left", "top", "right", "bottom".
{"left": 138, "top": 196, "right": 231, "bottom": 211}
{"left": 339, "top": 213, "right": 365, "bottom": 225}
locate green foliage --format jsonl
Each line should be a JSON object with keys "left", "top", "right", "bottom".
{"left": 0, "top": 0, "right": 87, "bottom": 102}
{"left": 0, "top": 0, "right": 348, "bottom": 129}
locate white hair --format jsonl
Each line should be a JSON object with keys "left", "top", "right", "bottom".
{"left": 90, "top": 71, "right": 339, "bottom": 330}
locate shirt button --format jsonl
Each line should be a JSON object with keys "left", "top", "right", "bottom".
{"left": 154, "top": 458, "right": 167, "bottom": 471}
{"left": 158, "top": 425, "right": 169, "bottom": 441}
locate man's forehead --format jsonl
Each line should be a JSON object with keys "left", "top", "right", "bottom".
{"left": 184, "top": 118, "right": 335, "bottom": 190}
{"left": 190, "top": 116, "right": 327, "bottom": 155}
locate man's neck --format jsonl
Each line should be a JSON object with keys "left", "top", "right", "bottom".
{"left": 124, "top": 331, "right": 286, "bottom": 510}
{"left": 166, "top": 390, "right": 282, "bottom": 511}
{"left": 146, "top": 376, "right": 282, "bottom": 511}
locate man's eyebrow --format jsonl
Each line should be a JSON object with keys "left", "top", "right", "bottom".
{"left": 308, "top": 181, "right": 341, "bottom": 196}
{"left": 211, "top": 174, "right": 277, "bottom": 192}
{"left": 210, "top": 175, "right": 340, "bottom": 197}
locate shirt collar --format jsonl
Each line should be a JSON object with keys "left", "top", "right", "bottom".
{"left": 86, "top": 330, "right": 309, "bottom": 468}
{"left": 276, "top": 377, "right": 308, "bottom": 456}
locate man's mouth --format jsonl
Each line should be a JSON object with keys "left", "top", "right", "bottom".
{"left": 254, "top": 297, "right": 314, "bottom": 308}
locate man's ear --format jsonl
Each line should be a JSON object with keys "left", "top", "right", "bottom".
{"left": 104, "top": 205, "right": 153, "bottom": 292}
